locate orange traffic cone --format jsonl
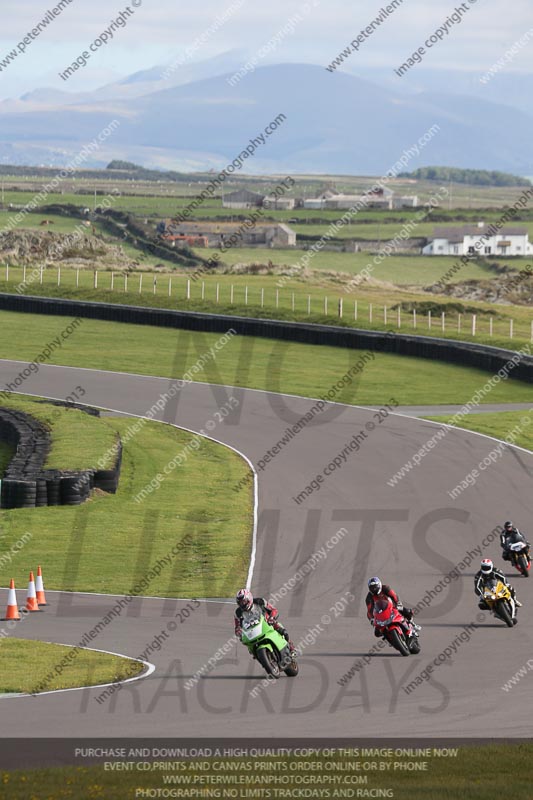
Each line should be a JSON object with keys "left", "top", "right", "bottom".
{"left": 3, "top": 579, "right": 21, "bottom": 621}
{"left": 25, "top": 571, "right": 40, "bottom": 612}
{"left": 35, "top": 566, "right": 47, "bottom": 606}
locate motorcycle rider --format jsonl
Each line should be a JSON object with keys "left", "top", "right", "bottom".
{"left": 500, "top": 521, "right": 530, "bottom": 562}
{"left": 365, "top": 577, "right": 419, "bottom": 638}
{"left": 474, "top": 558, "right": 522, "bottom": 619}
{"left": 234, "top": 589, "right": 296, "bottom": 655}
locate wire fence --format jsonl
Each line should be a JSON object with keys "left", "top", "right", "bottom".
{"left": 2, "top": 264, "right": 532, "bottom": 343}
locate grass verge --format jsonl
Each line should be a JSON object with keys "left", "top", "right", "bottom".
{"left": 0, "top": 638, "right": 143, "bottom": 694}
{"left": 0, "top": 311, "right": 532, "bottom": 406}
{"left": 0, "top": 406, "right": 252, "bottom": 596}
{"left": 0, "top": 394, "right": 117, "bottom": 470}
{"left": 425, "top": 410, "right": 533, "bottom": 451}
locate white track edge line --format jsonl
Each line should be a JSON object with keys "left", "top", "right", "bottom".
{"left": 0, "top": 641, "right": 155, "bottom": 699}
{"left": 0, "top": 379, "right": 258, "bottom": 598}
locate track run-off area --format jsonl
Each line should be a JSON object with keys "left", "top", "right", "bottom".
{"left": 0, "top": 358, "right": 532, "bottom": 738}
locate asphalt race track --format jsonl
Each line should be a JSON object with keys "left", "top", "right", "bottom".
{"left": 0, "top": 358, "right": 532, "bottom": 738}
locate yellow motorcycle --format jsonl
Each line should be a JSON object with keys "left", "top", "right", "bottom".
{"left": 482, "top": 579, "right": 517, "bottom": 628}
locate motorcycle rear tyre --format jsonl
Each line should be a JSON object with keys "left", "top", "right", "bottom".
{"left": 284, "top": 660, "right": 299, "bottom": 677}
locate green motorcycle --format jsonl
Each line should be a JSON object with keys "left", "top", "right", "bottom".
{"left": 241, "top": 608, "right": 299, "bottom": 679}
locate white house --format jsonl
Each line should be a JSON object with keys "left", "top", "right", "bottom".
{"left": 422, "top": 224, "right": 533, "bottom": 256}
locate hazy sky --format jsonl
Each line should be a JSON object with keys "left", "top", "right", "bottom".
{"left": 1, "top": 0, "right": 532, "bottom": 98}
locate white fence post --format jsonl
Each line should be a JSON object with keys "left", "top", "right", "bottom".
{"left": 186, "top": 279, "right": 190, "bottom": 300}
{"left": 413, "top": 309, "right": 416, "bottom": 328}
{"left": 261, "top": 288, "right": 264, "bottom": 308}
{"left": 168, "top": 277, "right": 172, "bottom": 297}
{"left": 94, "top": 270, "right": 98, "bottom": 289}
{"left": 230, "top": 284, "right": 234, "bottom": 304}
{"left": 276, "top": 289, "right": 279, "bottom": 308}
{"left": 369, "top": 303, "right": 373, "bottom": 323}
{"left": 22, "top": 264, "right": 26, "bottom": 283}
{"left": 441, "top": 311, "right": 445, "bottom": 331}
{"left": 124, "top": 273, "right": 128, "bottom": 292}
{"left": 111, "top": 272, "right": 114, "bottom": 291}
{"left": 354, "top": 300, "right": 358, "bottom": 321}
{"left": 471, "top": 314, "right": 476, "bottom": 336}
{"left": 457, "top": 313, "right": 461, "bottom": 332}
{"left": 509, "top": 319, "right": 514, "bottom": 339}
{"left": 338, "top": 297, "right": 343, "bottom": 318}
{"left": 5, "top": 264, "right": 8, "bottom": 282}
{"left": 153, "top": 276, "right": 157, "bottom": 294}
{"left": 139, "top": 274, "right": 142, "bottom": 294}
{"left": 40, "top": 265, "right": 44, "bottom": 284}
{"left": 307, "top": 295, "right": 311, "bottom": 315}
{"left": 216, "top": 283, "right": 220, "bottom": 303}
{"left": 428, "top": 310, "right": 431, "bottom": 329}
{"left": 397, "top": 306, "right": 401, "bottom": 328}
{"left": 489, "top": 317, "right": 493, "bottom": 337}
{"left": 57, "top": 267, "right": 61, "bottom": 286}
{"left": 201, "top": 281, "right": 205, "bottom": 300}
{"left": 324, "top": 296, "right": 328, "bottom": 315}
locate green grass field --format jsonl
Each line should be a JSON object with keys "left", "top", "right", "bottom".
{"left": 214, "top": 246, "right": 516, "bottom": 283}
{"left": 0, "top": 394, "right": 117, "bottom": 470}
{"left": 0, "top": 400, "right": 252, "bottom": 597}
{"left": 426, "top": 410, "right": 533, "bottom": 451}
{"left": 0, "top": 638, "right": 143, "bottom": 694}
{"left": 1, "top": 744, "right": 531, "bottom": 798}
{"left": 0, "top": 311, "right": 531, "bottom": 406}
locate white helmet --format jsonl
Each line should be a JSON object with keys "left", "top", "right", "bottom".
{"left": 480, "top": 558, "right": 493, "bottom": 575}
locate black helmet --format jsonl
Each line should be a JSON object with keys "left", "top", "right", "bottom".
{"left": 504, "top": 521, "right": 514, "bottom": 531}
{"left": 368, "top": 577, "right": 382, "bottom": 595}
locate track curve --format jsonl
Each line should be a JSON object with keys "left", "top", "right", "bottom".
{"left": 0, "top": 359, "right": 532, "bottom": 738}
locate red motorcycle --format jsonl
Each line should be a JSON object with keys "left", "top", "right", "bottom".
{"left": 373, "top": 597, "right": 421, "bottom": 657}
{"left": 508, "top": 541, "right": 531, "bottom": 578}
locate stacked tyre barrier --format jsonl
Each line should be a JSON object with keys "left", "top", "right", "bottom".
{"left": 0, "top": 408, "right": 122, "bottom": 509}
{"left": 0, "top": 293, "right": 532, "bottom": 383}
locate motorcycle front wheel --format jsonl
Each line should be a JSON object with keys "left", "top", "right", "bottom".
{"left": 518, "top": 554, "right": 529, "bottom": 577}
{"left": 389, "top": 629, "right": 410, "bottom": 656}
{"left": 496, "top": 600, "right": 514, "bottom": 628}
{"left": 256, "top": 647, "right": 281, "bottom": 677}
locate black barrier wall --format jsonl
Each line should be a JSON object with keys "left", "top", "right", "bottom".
{"left": 0, "top": 406, "right": 122, "bottom": 509}
{"left": 0, "top": 293, "right": 532, "bottom": 382}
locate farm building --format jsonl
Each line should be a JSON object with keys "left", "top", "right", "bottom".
{"left": 303, "top": 188, "right": 418, "bottom": 211}
{"left": 222, "top": 189, "right": 265, "bottom": 209}
{"left": 159, "top": 220, "right": 296, "bottom": 248}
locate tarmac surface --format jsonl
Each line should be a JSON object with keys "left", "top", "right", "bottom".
{"left": 0, "top": 359, "right": 532, "bottom": 738}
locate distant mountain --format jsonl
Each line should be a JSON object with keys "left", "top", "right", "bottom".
{"left": 0, "top": 63, "right": 532, "bottom": 174}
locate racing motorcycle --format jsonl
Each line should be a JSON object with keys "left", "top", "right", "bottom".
{"left": 373, "top": 597, "right": 421, "bottom": 657}
{"left": 482, "top": 578, "right": 517, "bottom": 627}
{"left": 240, "top": 608, "right": 298, "bottom": 678}
{"left": 508, "top": 541, "right": 531, "bottom": 578}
